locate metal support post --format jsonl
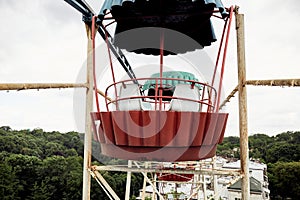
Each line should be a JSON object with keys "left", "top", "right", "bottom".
{"left": 202, "top": 175, "right": 207, "bottom": 200}
{"left": 141, "top": 162, "right": 148, "bottom": 200}
{"left": 187, "top": 184, "right": 201, "bottom": 200}
{"left": 82, "top": 24, "right": 94, "bottom": 200}
{"left": 235, "top": 8, "right": 250, "bottom": 200}
{"left": 213, "top": 156, "right": 218, "bottom": 200}
{"left": 141, "top": 174, "right": 147, "bottom": 200}
{"left": 125, "top": 160, "right": 132, "bottom": 200}
{"left": 133, "top": 162, "right": 165, "bottom": 200}
{"left": 152, "top": 174, "right": 156, "bottom": 200}
{"left": 92, "top": 171, "right": 121, "bottom": 200}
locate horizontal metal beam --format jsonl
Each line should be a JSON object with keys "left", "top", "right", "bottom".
{"left": 220, "top": 78, "right": 300, "bottom": 110}
{"left": 91, "top": 165, "right": 241, "bottom": 176}
{"left": 0, "top": 83, "right": 87, "bottom": 91}
{"left": 246, "top": 78, "right": 300, "bottom": 87}
{"left": 0, "top": 83, "right": 112, "bottom": 101}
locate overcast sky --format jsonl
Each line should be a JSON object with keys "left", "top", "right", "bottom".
{"left": 0, "top": 0, "right": 299, "bottom": 137}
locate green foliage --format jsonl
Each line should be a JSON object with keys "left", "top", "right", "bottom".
{"left": 0, "top": 128, "right": 84, "bottom": 159}
{"left": 268, "top": 161, "right": 300, "bottom": 199}
{"left": 0, "top": 126, "right": 143, "bottom": 199}
{"left": 217, "top": 132, "right": 300, "bottom": 163}
{"left": 0, "top": 162, "right": 21, "bottom": 200}
{"left": 217, "top": 136, "right": 240, "bottom": 158}
{"left": 266, "top": 142, "right": 299, "bottom": 163}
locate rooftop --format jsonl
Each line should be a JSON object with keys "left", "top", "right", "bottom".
{"left": 228, "top": 177, "right": 263, "bottom": 193}
{"left": 223, "top": 160, "right": 267, "bottom": 170}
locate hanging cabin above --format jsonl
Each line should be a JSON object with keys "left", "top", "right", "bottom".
{"left": 97, "top": 0, "right": 228, "bottom": 55}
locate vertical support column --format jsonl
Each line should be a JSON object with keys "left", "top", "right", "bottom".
{"left": 82, "top": 24, "right": 94, "bottom": 200}
{"left": 152, "top": 174, "right": 157, "bottom": 200}
{"left": 213, "top": 157, "right": 219, "bottom": 200}
{"left": 141, "top": 174, "right": 147, "bottom": 200}
{"left": 197, "top": 181, "right": 201, "bottom": 200}
{"left": 235, "top": 7, "right": 250, "bottom": 200}
{"left": 125, "top": 160, "right": 132, "bottom": 200}
{"left": 202, "top": 174, "right": 207, "bottom": 200}
{"left": 141, "top": 162, "right": 148, "bottom": 200}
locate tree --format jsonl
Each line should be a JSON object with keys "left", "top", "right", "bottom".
{"left": 266, "top": 142, "right": 298, "bottom": 163}
{"left": 0, "top": 126, "right": 12, "bottom": 132}
{"left": 0, "top": 163, "right": 21, "bottom": 200}
{"left": 5, "top": 154, "right": 42, "bottom": 199}
{"left": 63, "top": 156, "right": 83, "bottom": 199}
{"left": 217, "top": 136, "right": 240, "bottom": 158}
{"left": 247, "top": 134, "right": 273, "bottom": 162}
{"left": 44, "top": 142, "right": 65, "bottom": 157}
{"left": 37, "top": 156, "right": 69, "bottom": 199}
{"left": 268, "top": 162, "right": 300, "bottom": 199}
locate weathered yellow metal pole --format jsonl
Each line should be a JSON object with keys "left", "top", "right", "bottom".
{"left": 125, "top": 160, "right": 132, "bottom": 200}
{"left": 0, "top": 83, "right": 87, "bottom": 90}
{"left": 82, "top": 24, "right": 94, "bottom": 200}
{"left": 235, "top": 7, "right": 250, "bottom": 200}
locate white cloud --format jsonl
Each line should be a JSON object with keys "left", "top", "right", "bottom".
{"left": 0, "top": 0, "right": 88, "bottom": 84}
{"left": 247, "top": 87, "right": 300, "bottom": 134}
{"left": 0, "top": 89, "right": 76, "bottom": 132}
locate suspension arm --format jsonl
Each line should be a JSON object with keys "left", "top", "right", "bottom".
{"left": 64, "top": 0, "right": 138, "bottom": 83}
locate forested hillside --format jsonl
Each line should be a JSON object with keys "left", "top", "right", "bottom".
{"left": 0, "top": 126, "right": 299, "bottom": 199}
{"left": 0, "top": 126, "right": 142, "bottom": 200}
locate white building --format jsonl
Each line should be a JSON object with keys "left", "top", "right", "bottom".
{"left": 223, "top": 160, "right": 270, "bottom": 200}
{"left": 227, "top": 177, "right": 267, "bottom": 200}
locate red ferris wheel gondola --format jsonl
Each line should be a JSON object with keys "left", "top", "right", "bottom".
{"left": 90, "top": 0, "right": 233, "bottom": 162}
{"left": 156, "top": 163, "right": 195, "bottom": 182}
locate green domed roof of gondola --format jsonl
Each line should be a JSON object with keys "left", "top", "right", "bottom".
{"left": 97, "top": 0, "right": 228, "bottom": 55}
{"left": 142, "top": 71, "right": 201, "bottom": 91}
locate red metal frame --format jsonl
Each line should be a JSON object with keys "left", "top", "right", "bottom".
{"left": 93, "top": 7, "right": 234, "bottom": 113}
{"left": 90, "top": 6, "right": 233, "bottom": 161}
{"left": 159, "top": 30, "right": 164, "bottom": 110}
{"left": 215, "top": 6, "right": 234, "bottom": 111}
{"left": 92, "top": 16, "right": 100, "bottom": 112}
{"left": 104, "top": 78, "right": 217, "bottom": 112}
